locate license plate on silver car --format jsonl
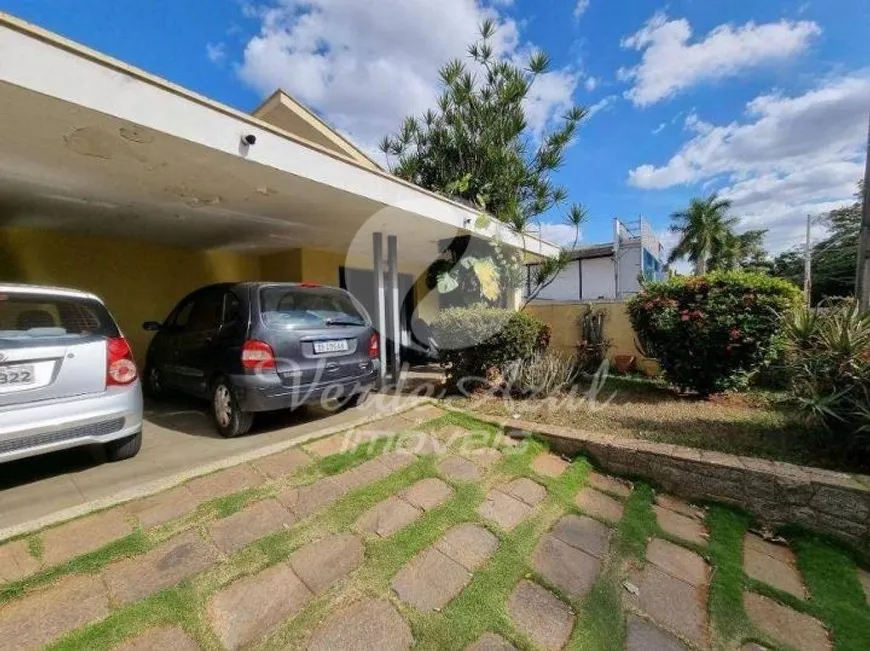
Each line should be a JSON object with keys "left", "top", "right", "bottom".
{"left": 313, "top": 340, "right": 349, "bottom": 354}
{"left": 0, "top": 365, "right": 36, "bottom": 387}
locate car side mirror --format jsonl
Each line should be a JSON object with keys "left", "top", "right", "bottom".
{"left": 142, "top": 321, "right": 162, "bottom": 332}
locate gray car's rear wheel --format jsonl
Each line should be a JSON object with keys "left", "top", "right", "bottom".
{"left": 144, "top": 365, "right": 166, "bottom": 399}
{"left": 212, "top": 378, "right": 253, "bottom": 438}
{"left": 104, "top": 431, "right": 142, "bottom": 462}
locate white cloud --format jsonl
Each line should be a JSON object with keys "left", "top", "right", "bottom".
{"left": 619, "top": 13, "right": 820, "bottom": 106}
{"left": 586, "top": 94, "right": 616, "bottom": 119}
{"left": 651, "top": 121, "right": 667, "bottom": 135}
{"left": 206, "top": 42, "right": 227, "bottom": 64}
{"left": 584, "top": 76, "right": 597, "bottom": 92}
{"left": 237, "top": 0, "right": 578, "bottom": 152}
{"left": 574, "top": 0, "right": 590, "bottom": 20}
{"left": 539, "top": 222, "right": 581, "bottom": 247}
{"left": 628, "top": 74, "right": 870, "bottom": 252}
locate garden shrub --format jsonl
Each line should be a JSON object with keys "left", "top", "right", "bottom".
{"left": 783, "top": 298, "right": 870, "bottom": 438}
{"left": 504, "top": 350, "right": 578, "bottom": 397}
{"left": 432, "top": 305, "right": 547, "bottom": 389}
{"left": 626, "top": 272, "right": 801, "bottom": 395}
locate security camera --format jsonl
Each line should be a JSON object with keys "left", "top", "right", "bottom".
{"left": 242, "top": 134, "right": 257, "bottom": 146}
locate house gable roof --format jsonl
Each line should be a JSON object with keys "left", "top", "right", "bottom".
{"left": 252, "top": 89, "right": 381, "bottom": 171}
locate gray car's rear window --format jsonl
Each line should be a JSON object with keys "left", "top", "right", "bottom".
{"left": 259, "top": 286, "right": 366, "bottom": 328}
{"left": 0, "top": 292, "right": 120, "bottom": 340}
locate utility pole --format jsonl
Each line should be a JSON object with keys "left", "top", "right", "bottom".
{"left": 857, "top": 112, "right": 870, "bottom": 312}
{"left": 804, "top": 213, "right": 813, "bottom": 310}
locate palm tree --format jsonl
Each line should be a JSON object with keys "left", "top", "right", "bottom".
{"left": 668, "top": 194, "right": 738, "bottom": 275}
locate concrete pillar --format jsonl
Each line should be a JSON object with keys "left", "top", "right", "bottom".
{"left": 387, "top": 234, "right": 401, "bottom": 382}
{"left": 372, "top": 232, "right": 387, "bottom": 383}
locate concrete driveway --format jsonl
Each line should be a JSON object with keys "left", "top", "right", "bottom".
{"left": 0, "top": 393, "right": 423, "bottom": 537}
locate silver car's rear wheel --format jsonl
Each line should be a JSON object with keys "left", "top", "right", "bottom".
{"left": 211, "top": 378, "right": 253, "bottom": 438}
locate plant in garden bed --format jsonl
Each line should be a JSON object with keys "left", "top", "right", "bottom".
{"left": 431, "top": 305, "right": 547, "bottom": 390}
{"left": 626, "top": 272, "right": 801, "bottom": 396}
{"left": 783, "top": 298, "right": 870, "bottom": 446}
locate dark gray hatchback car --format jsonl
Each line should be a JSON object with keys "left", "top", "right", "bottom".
{"left": 143, "top": 282, "right": 380, "bottom": 437}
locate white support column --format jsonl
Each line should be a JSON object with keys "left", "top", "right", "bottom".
{"left": 387, "top": 235, "right": 401, "bottom": 382}
{"left": 372, "top": 232, "right": 387, "bottom": 383}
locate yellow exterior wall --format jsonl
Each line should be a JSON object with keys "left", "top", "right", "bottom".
{"left": 259, "top": 249, "right": 302, "bottom": 282}
{"left": 525, "top": 301, "right": 644, "bottom": 361}
{"left": 0, "top": 227, "right": 260, "bottom": 364}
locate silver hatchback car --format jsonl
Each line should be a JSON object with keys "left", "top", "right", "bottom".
{"left": 0, "top": 284, "right": 143, "bottom": 464}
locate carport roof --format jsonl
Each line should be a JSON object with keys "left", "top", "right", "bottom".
{"left": 0, "top": 11, "right": 559, "bottom": 264}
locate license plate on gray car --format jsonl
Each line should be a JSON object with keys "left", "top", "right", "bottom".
{"left": 0, "top": 365, "right": 36, "bottom": 387}
{"left": 313, "top": 340, "right": 349, "bottom": 354}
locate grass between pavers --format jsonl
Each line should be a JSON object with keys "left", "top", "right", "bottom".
{"left": 0, "top": 532, "right": 150, "bottom": 605}
{"left": 791, "top": 534, "right": 870, "bottom": 651}
{"left": 15, "top": 410, "right": 870, "bottom": 651}
{"left": 47, "top": 450, "right": 435, "bottom": 651}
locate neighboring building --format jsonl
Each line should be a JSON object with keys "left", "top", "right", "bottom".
{"left": 526, "top": 218, "right": 666, "bottom": 301}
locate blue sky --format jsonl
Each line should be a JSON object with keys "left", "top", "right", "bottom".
{"left": 4, "top": 0, "right": 869, "bottom": 257}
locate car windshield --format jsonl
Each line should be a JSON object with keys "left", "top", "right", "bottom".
{"left": 0, "top": 292, "right": 119, "bottom": 341}
{"left": 260, "top": 286, "right": 367, "bottom": 328}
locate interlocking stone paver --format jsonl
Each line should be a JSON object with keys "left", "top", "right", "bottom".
{"left": 307, "top": 598, "right": 413, "bottom": 651}
{"left": 335, "top": 458, "right": 393, "bottom": 493}
{"left": 625, "top": 564, "right": 708, "bottom": 648}
{"left": 858, "top": 568, "right": 870, "bottom": 606}
{"left": 186, "top": 464, "right": 262, "bottom": 502}
{"left": 576, "top": 487, "right": 624, "bottom": 523}
{"left": 0, "top": 540, "right": 39, "bottom": 584}
{"left": 625, "top": 615, "right": 688, "bottom": 651}
{"left": 0, "top": 574, "right": 109, "bottom": 651}
{"left": 289, "top": 532, "right": 364, "bottom": 594}
{"left": 125, "top": 484, "right": 200, "bottom": 529}
{"left": 207, "top": 499, "right": 296, "bottom": 554}
{"left": 392, "top": 547, "right": 470, "bottom": 612}
{"left": 744, "top": 592, "right": 831, "bottom": 651}
{"left": 654, "top": 494, "right": 705, "bottom": 518}
{"left": 743, "top": 533, "right": 806, "bottom": 599}
{"left": 435, "top": 523, "right": 499, "bottom": 571}
{"left": 647, "top": 538, "right": 709, "bottom": 587}
{"left": 208, "top": 563, "right": 313, "bottom": 650}
{"left": 278, "top": 478, "right": 344, "bottom": 518}
{"left": 551, "top": 514, "right": 611, "bottom": 559}
{"left": 400, "top": 432, "right": 444, "bottom": 456}
{"left": 503, "top": 477, "right": 547, "bottom": 506}
{"left": 305, "top": 430, "right": 383, "bottom": 457}
{"left": 477, "top": 489, "right": 531, "bottom": 532}
{"left": 114, "top": 626, "right": 199, "bottom": 651}
{"left": 40, "top": 508, "right": 132, "bottom": 567}
{"left": 400, "top": 477, "right": 453, "bottom": 511}
{"left": 587, "top": 472, "right": 632, "bottom": 499}
{"left": 507, "top": 580, "right": 573, "bottom": 651}
{"left": 439, "top": 456, "right": 480, "bottom": 481}
{"left": 102, "top": 531, "right": 219, "bottom": 605}
{"left": 468, "top": 632, "right": 518, "bottom": 651}
{"left": 378, "top": 450, "right": 417, "bottom": 471}
{"left": 401, "top": 404, "right": 445, "bottom": 423}
{"left": 653, "top": 505, "right": 707, "bottom": 546}
{"left": 466, "top": 447, "right": 503, "bottom": 470}
{"left": 250, "top": 446, "right": 311, "bottom": 479}
{"left": 533, "top": 533, "right": 601, "bottom": 599}
{"left": 532, "top": 452, "right": 570, "bottom": 477}
{"left": 356, "top": 496, "right": 421, "bottom": 538}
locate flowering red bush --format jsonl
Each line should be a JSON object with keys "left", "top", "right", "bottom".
{"left": 627, "top": 272, "right": 801, "bottom": 395}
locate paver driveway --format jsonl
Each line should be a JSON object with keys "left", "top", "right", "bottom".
{"left": 1, "top": 404, "right": 869, "bottom": 650}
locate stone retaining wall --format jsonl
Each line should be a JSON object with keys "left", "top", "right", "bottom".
{"left": 456, "top": 409, "right": 870, "bottom": 556}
